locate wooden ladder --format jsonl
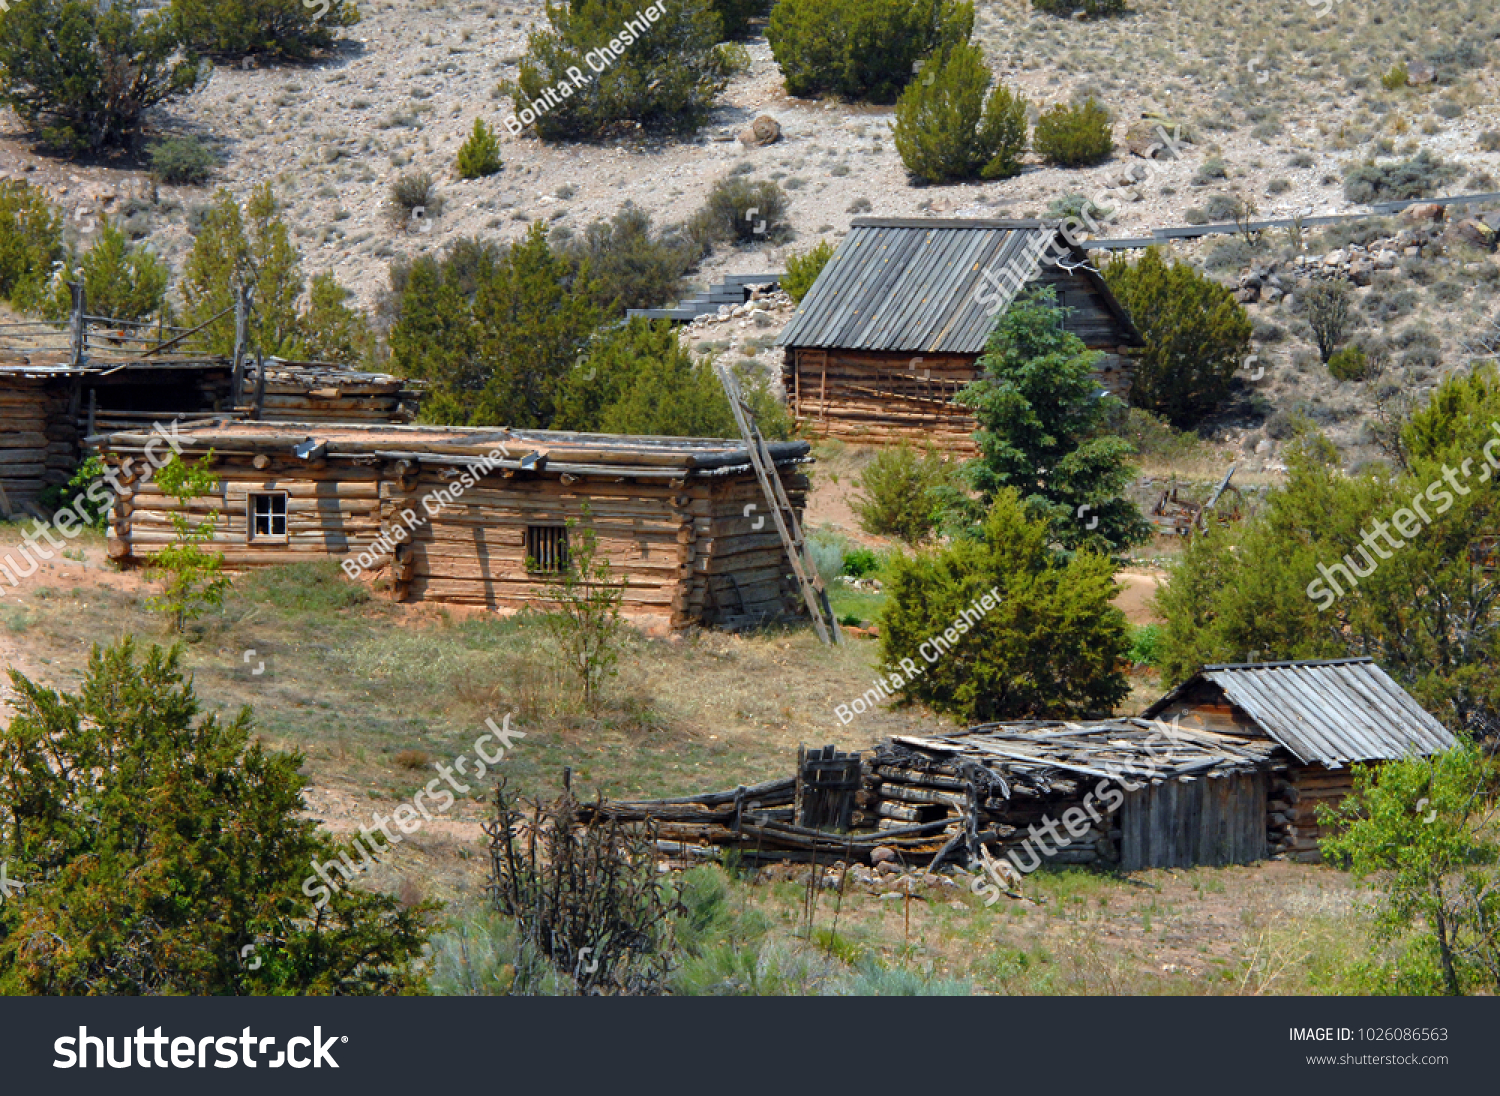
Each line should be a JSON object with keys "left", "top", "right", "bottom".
{"left": 715, "top": 364, "right": 842, "bottom": 646}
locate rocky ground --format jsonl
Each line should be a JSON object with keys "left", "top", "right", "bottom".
{"left": 0, "top": 0, "right": 1496, "bottom": 472}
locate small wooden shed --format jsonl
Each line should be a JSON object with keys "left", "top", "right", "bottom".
{"left": 1143, "top": 658, "right": 1456, "bottom": 861}
{"left": 776, "top": 218, "right": 1142, "bottom": 452}
{"left": 100, "top": 421, "right": 813, "bottom": 632}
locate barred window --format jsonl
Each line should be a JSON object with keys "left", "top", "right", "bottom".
{"left": 249, "top": 493, "right": 288, "bottom": 541}
{"left": 525, "top": 525, "right": 569, "bottom": 574}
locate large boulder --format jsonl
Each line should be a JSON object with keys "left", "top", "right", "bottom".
{"left": 738, "top": 115, "right": 782, "bottom": 148}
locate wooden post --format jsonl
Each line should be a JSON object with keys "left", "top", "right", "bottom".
{"left": 231, "top": 283, "right": 251, "bottom": 407}
{"left": 253, "top": 353, "right": 266, "bottom": 420}
{"left": 86, "top": 388, "right": 96, "bottom": 440}
{"left": 68, "top": 282, "right": 86, "bottom": 367}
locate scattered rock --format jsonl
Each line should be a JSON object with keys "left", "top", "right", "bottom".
{"left": 1124, "top": 118, "right": 1187, "bottom": 158}
{"left": 1447, "top": 219, "right": 1497, "bottom": 251}
{"left": 738, "top": 114, "right": 782, "bottom": 148}
{"left": 1255, "top": 437, "right": 1273, "bottom": 455}
{"left": 1403, "top": 202, "right": 1445, "bottom": 225}
{"left": 870, "top": 846, "right": 897, "bottom": 864}
{"left": 1406, "top": 60, "right": 1436, "bottom": 85}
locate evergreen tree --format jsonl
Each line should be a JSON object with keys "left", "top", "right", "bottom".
{"left": 509, "top": 0, "right": 734, "bottom": 139}
{"left": 953, "top": 286, "right": 1150, "bottom": 554}
{"left": 1103, "top": 247, "right": 1252, "bottom": 427}
{"left": 879, "top": 489, "right": 1131, "bottom": 721}
{"left": 301, "top": 272, "right": 374, "bottom": 365}
{"left": 455, "top": 118, "right": 503, "bottom": 179}
{"left": 0, "top": 638, "right": 431, "bottom": 995}
{"left": 894, "top": 42, "right": 1027, "bottom": 183}
{"left": 46, "top": 218, "right": 170, "bottom": 322}
{"left": 180, "top": 184, "right": 344, "bottom": 359}
{"left": 0, "top": 0, "right": 203, "bottom": 154}
{"left": 0, "top": 180, "right": 63, "bottom": 308}
{"left": 767, "top": 0, "right": 972, "bottom": 104}
{"left": 171, "top": 0, "right": 360, "bottom": 60}
{"left": 390, "top": 225, "right": 602, "bottom": 428}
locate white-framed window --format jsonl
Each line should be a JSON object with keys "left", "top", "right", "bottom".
{"left": 248, "top": 492, "right": 289, "bottom": 542}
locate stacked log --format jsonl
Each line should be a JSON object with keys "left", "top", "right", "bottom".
{"left": 1269, "top": 764, "right": 1354, "bottom": 863}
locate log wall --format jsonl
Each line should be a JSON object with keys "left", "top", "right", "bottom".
{"left": 108, "top": 454, "right": 808, "bottom": 631}
{"left": 1269, "top": 762, "right": 1355, "bottom": 863}
{"left": 0, "top": 377, "right": 75, "bottom": 509}
{"left": 783, "top": 298, "right": 1135, "bottom": 454}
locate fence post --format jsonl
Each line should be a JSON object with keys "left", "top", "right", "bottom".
{"left": 254, "top": 352, "right": 266, "bottom": 420}
{"left": 68, "top": 281, "right": 86, "bottom": 367}
{"left": 231, "top": 283, "right": 251, "bottom": 407}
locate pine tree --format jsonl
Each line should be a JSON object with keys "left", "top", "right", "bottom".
{"left": 180, "top": 184, "right": 310, "bottom": 357}
{"left": 456, "top": 118, "right": 503, "bottom": 178}
{"left": 301, "top": 272, "right": 373, "bottom": 365}
{"left": 894, "top": 42, "right": 1027, "bottom": 184}
{"left": 45, "top": 218, "right": 170, "bottom": 322}
{"left": 953, "top": 286, "right": 1150, "bottom": 554}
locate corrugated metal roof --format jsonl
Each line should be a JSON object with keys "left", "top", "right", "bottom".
{"left": 776, "top": 218, "right": 1139, "bottom": 354}
{"left": 1142, "top": 658, "right": 1455, "bottom": 765}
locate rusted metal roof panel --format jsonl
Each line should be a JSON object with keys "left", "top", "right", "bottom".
{"left": 1142, "top": 658, "right": 1454, "bottom": 765}
{"left": 777, "top": 219, "right": 1066, "bottom": 354}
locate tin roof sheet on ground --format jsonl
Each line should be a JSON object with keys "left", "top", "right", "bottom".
{"left": 1143, "top": 658, "right": 1455, "bottom": 765}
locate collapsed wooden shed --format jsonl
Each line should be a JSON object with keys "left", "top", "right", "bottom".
{"left": 776, "top": 218, "right": 1142, "bottom": 452}
{"left": 100, "top": 421, "right": 813, "bottom": 632}
{"left": 583, "top": 660, "right": 1455, "bottom": 870}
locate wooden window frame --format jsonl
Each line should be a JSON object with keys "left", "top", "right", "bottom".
{"left": 247, "top": 491, "right": 289, "bottom": 543}
{"left": 525, "top": 524, "right": 569, "bottom": 574}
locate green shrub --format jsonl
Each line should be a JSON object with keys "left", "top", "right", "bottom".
{"left": 387, "top": 171, "right": 444, "bottom": 231}
{"left": 301, "top": 272, "right": 374, "bottom": 365}
{"left": 878, "top": 489, "right": 1131, "bottom": 722}
{"left": 1033, "top": 97, "right": 1114, "bottom": 168}
{"left": 688, "top": 176, "right": 791, "bottom": 245}
{"left": 507, "top": 0, "right": 733, "bottom": 139}
{"left": 1343, "top": 150, "right": 1460, "bottom": 204}
{"left": 391, "top": 224, "right": 603, "bottom": 429}
{"left": 0, "top": 638, "right": 431, "bottom": 994}
{"left": 455, "top": 118, "right": 503, "bottom": 179}
{"left": 1303, "top": 278, "right": 1354, "bottom": 363}
{"left": 1327, "top": 344, "right": 1370, "bottom": 382}
{"left": 783, "top": 240, "right": 835, "bottom": 303}
{"left": 1103, "top": 248, "right": 1252, "bottom": 428}
{"left": 851, "top": 443, "right": 957, "bottom": 545}
{"left": 1380, "top": 62, "right": 1408, "bottom": 90}
{"left": 1128, "top": 623, "right": 1163, "bottom": 667}
{"left": 0, "top": 0, "right": 203, "bottom": 154}
{"left": 37, "top": 456, "right": 110, "bottom": 530}
{"left": 171, "top": 0, "right": 360, "bottom": 59}
{"left": 147, "top": 136, "right": 217, "bottom": 186}
{"left": 0, "top": 180, "right": 63, "bottom": 306}
{"left": 766, "top": 0, "right": 972, "bottom": 105}
{"left": 842, "top": 547, "right": 879, "bottom": 578}
{"left": 562, "top": 203, "right": 699, "bottom": 312}
{"left": 894, "top": 43, "right": 1028, "bottom": 184}
{"left": 1031, "top": 0, "right": 1124, "bottom": 14}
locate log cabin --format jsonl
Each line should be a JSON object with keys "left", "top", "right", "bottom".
{"left": 777, "top": 218, "right": 1143, "bottom": 452}
{"left": 1142, "top": 658, "right": 1455, "bottom": 862}
{"left": 0, "top": 358, "right": 419, "bottom": 514}
{"left": 99, "top": 420, "right": 813, "bottom": 633}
